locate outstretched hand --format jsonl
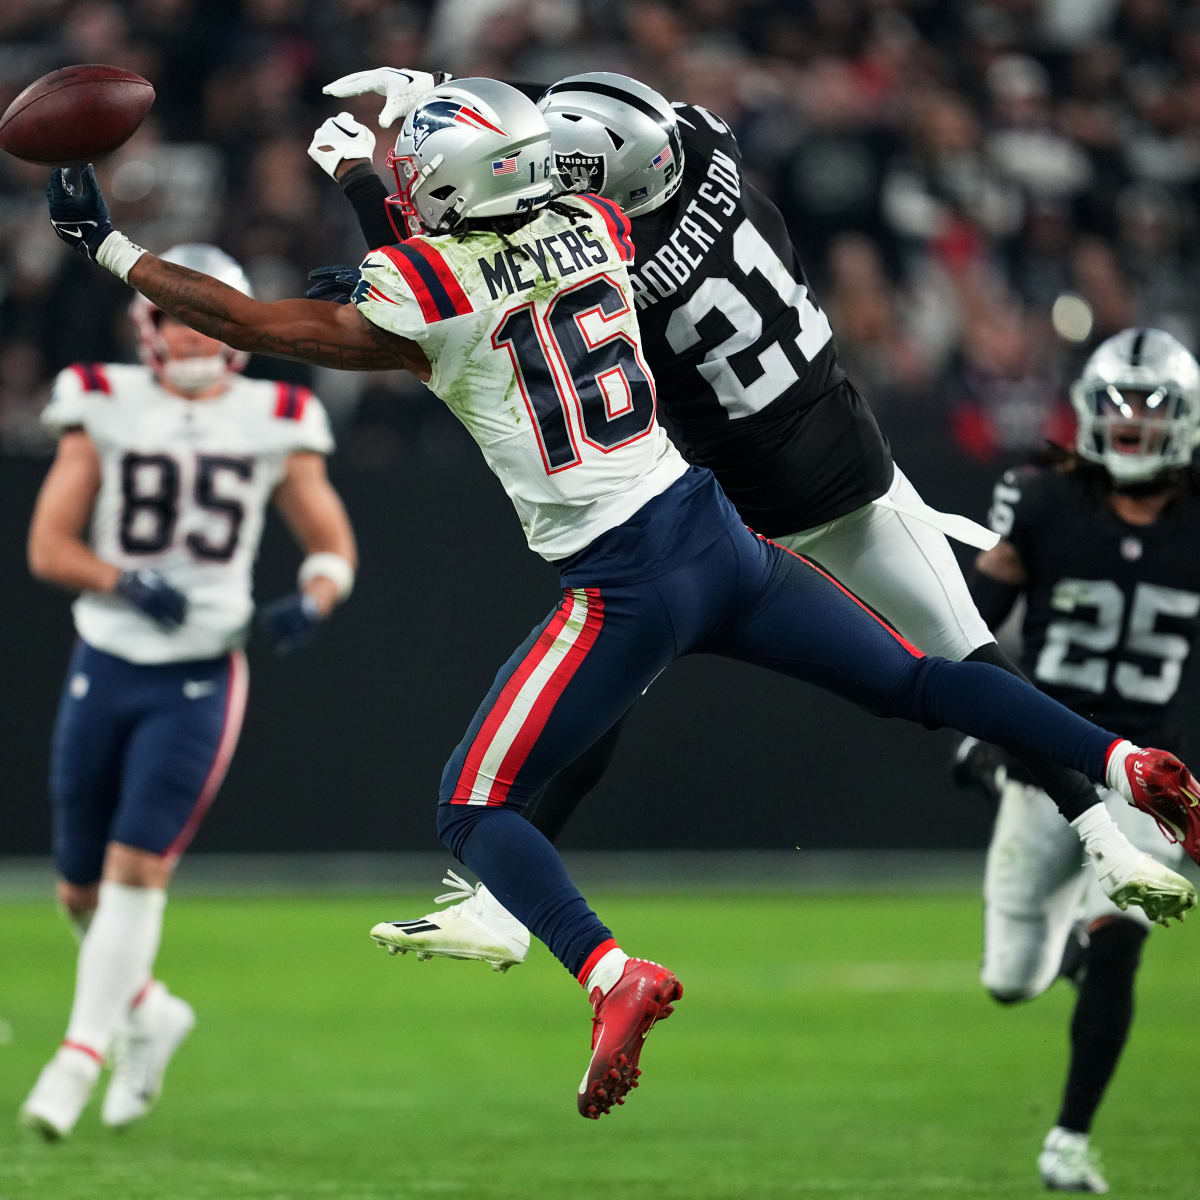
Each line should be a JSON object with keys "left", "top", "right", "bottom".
{"left": 322, "top": 67, "right": 451, "bottom": 128}
{"left": 47, "top": 164, "right": 114, "bottom": 260}
{"left": 308, "top": 112, "right": 376, "bottom": 180}
{"left": 306, "top": 265, "right": 363, "bottom": 305}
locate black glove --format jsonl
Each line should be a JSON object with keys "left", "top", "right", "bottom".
{"left": 115, "top": 569, "right": 188, "bottom": 630}
{"left": 951, "top": 736, "right": 1007, "bottom": 807}
{"left": 258, "top": 591, "right": 323, "bottom": 655}
{"left": 47, "top": 165, "right": 114, "bottom": 261}
{"left": 306, "top": 265, "right": 363, "bottom": 304}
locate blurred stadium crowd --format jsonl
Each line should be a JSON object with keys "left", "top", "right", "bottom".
{"left": 2, "top": 0, "right": 1200, "bottom": 472}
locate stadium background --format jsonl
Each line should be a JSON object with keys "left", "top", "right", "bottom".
{"left": 6, "top": 0, "right": 1200, "bottom": 857}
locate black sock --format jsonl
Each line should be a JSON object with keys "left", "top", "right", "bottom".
{"left": 523, "top": 714, "right": 628, "bottom": 842}
{"left": 964, "top": 642, "right": 1102, "bottom": 822}
{"left": 1057, "top": 918, "right": 1148, "bottom": 1134}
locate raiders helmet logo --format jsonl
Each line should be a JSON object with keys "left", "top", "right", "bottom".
{"left": 412, "top": 101, "right": 508, "bottom": 152}
{"left": 555, "top": 150, "right": 607, "bottom": 192}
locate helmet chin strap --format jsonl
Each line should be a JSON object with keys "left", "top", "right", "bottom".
{"left": 159, "top": 355, "right": 232, "bottom": 393}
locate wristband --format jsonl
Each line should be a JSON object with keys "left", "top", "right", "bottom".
{"left": 96, "top": 230, "right": 148, "bottom": 283}
{"left": 298, "top": 552, "right": 355, "bottom": 601}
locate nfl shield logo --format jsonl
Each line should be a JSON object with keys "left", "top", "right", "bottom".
{"left": 555, "top": 150, "right": 607, "bottom": 192}
{"left": 1121, "top": 536, "right": 1143, "bottom": 561}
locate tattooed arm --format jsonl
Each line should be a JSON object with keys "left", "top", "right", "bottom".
{"left": 127, "top": 254, "right": 431, "bottom": 378}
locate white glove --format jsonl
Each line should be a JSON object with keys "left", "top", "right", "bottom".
{"left": 307, "top": 112, "right": 377, "bottom": 180}
{"left": 323, "top": 67, "right": 451, "bottom": 129}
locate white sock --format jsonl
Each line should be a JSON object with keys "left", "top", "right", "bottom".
{"left": 63, "top": 881, "right": 165, "bottom": 1060}
{"left": 1104, "top": 739, "right": 1137, "bottom": 798}
{"left": 1071, "top": 801, "right": 1135, "bottom": 864}
{"left": 584, "top": 947, "right": 629, "bottom": 997}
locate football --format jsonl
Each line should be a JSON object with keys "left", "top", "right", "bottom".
{"left": 0, "top": 64, "right": 155, "bottom": 166}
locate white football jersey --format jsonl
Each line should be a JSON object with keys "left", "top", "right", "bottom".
{"left": 41, "top": 363, "right": 334, "bottom": 664}
{"left": 353, "top": 193, "right": 686, "bottom": 559}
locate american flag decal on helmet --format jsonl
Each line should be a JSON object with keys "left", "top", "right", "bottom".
{"left": 492, "top": 157, "right": 518, "bottom": 176}
{"left": 651, "top": 145, "right": 673, "bottom": 170}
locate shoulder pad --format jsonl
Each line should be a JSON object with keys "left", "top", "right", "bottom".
{"left": 372, "top": 241, "right": 474, "bottom": 323}
{"left": 67, "top": 363, "right": 113, "bottom": 395}
{"left": 273, "top": 382, "right": 313, "bottom": 421}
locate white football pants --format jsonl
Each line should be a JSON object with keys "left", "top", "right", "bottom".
{"left": 775, "top": 465, "right": 993, "bottom": 661}
{"left": 981, "top": 780, "right": 1181, "bottom": 1001}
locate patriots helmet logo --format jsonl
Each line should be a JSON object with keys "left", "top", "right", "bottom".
{"left": 555, "top": 150, "right": 607, "bottom": 193}
{"left": 412, "top": 100, "right": 508, "bottom": 151}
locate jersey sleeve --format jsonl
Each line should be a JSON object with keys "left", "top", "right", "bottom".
{"left": 354, "top": 240, "right": 474, "bottom": 340}
{"left": 41, "top": 364, "right": 110, "bottom": 434}
{"left": 673, "top": 103, "right": 740, "bottom": 165}
{"left": 986, "top": 466, "right": 1050, "bottom": 561}
{"left": 270, "top": 383, "right": 335, "bottom": 455}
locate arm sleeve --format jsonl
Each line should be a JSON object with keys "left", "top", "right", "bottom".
{"left": 40, "top": 367, "right": 89, "bottom": 434}
{"left": 353, "top": 248, "right": 429, "bottom": 339}
{"left": 339, "top": 163, "right": 398, "bottom": 252}
{"left": 968, "top": 570, "right": 1021, "bottom": 630}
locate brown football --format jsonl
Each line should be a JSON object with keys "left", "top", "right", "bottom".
{"left": 0, "top": 64, "right": 155, "bottom": 166}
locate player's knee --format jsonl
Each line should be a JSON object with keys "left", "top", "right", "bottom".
{"left": 56, "top": 878, "right": 99, "bottom": 917}
{"left": 103, "top": 842, "right": 173, "bottom": 888}
{"left": 437, "top": 802, "right": 485, "bottom": 860}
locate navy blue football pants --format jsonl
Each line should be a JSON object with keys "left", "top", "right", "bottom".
{"left": 51, "top": 640, "right": 249, "bottom": 885}
{"left": 437, "top": 506, "right": 1120, "bottom": 982}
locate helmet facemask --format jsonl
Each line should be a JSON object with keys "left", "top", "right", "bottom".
{"left": 129, "top": 243, "right": 252, "bottom": 394}
{"left": 385, "top": 149, "right": 458, "bottom": 240}
{"left": 1072, "top": 380, "right": 1194, "bottom": 484}
{"left": 1070, "top": 328, "right": 1200, "bottom": 486}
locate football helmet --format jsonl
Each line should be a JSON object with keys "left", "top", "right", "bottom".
{"left": 385, "top": 78, "right": 555, "bottom": 239}
{"left": 1071, "top": 327, "right": 1200, "bottom": 484}
{"left": 130, "top": 244, "right": 253, "bottom": 393}
{"left": 538, "top": 72, "right": 684, "bottom": 217}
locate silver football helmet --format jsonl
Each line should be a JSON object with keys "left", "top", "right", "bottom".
{"left": 386, "top": 78, "right": 555, "bottom": 239}
{"left": 1070, "top": 327, "right": 1200, "bottom": 484}
{"left": 130, "top": 244, "right": 253, "bottom": 392}
{"left": 538, "top": 72, "right": 684, "bottom": 217}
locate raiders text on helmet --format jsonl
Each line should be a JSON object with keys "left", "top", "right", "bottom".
{"left": 538, "top": 72, "right": 684, "bottom": 218}
{"left": 130, "top": 244, "right": 253, "bottom": 393}
{"left": 386, "top": 78, "right": 555, "bottom": 239}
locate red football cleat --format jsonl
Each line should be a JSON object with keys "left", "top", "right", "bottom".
{"left": 578, "top": 958, "right": 682, "bottom": 1119}
{"left": 1121, "top": 748, "right": 1200, "bottom": 864}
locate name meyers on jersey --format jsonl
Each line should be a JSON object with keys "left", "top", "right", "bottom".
{"left": 478, "top": 221, "right": 611, "bottom": 299}
{"left": 627, "top": 147, "right": 740, "bottom": 312}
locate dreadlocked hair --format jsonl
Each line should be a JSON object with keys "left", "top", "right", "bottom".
{"left": 1031, "top": 439, "right": 1200, "bottom": 500}
{"left": 449, "top": 198, "right": 582, "bottom": 263}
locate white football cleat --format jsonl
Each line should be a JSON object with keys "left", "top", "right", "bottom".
{"left": 1087, "top": 838, "right": 1196, "bottom": 927}
{"left": 370, "top": 870, "right": 530, "bottom": 971}
{"left": 1038, "top": 1126, "right": 1109, "bottom": 1193}
{"left": 18, "top": 1045, "right": 101, "bottom": 1141}
{"left": 102, "top": 982, "right": 195, "bottom": 1128}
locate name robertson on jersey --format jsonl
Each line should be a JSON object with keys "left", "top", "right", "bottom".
{"left": 627, "top": 148, "right": 741, "bottom": 312}
{"left": 477, "top": 223, "right": 610, "bottom": 299}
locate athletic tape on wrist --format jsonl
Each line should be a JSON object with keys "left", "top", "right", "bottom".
{"left": 298, "top": 552, "right": 355, "bottom": 601}
{"left": 96, "top": 230, "right": 148, "bottom": 283}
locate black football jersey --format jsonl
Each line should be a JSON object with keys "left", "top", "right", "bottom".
{"left": 988, "top": 465, "right": 1200, "bottom": 749}
{"left": 342, "top": 99, "right": 893, "bottom": 535}
{"left": 624, "top": 105, "right": 893, "bottom": 535}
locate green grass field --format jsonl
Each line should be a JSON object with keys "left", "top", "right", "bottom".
{"left": 0, "top": 890, "right": 1195, "bottom": 1200}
